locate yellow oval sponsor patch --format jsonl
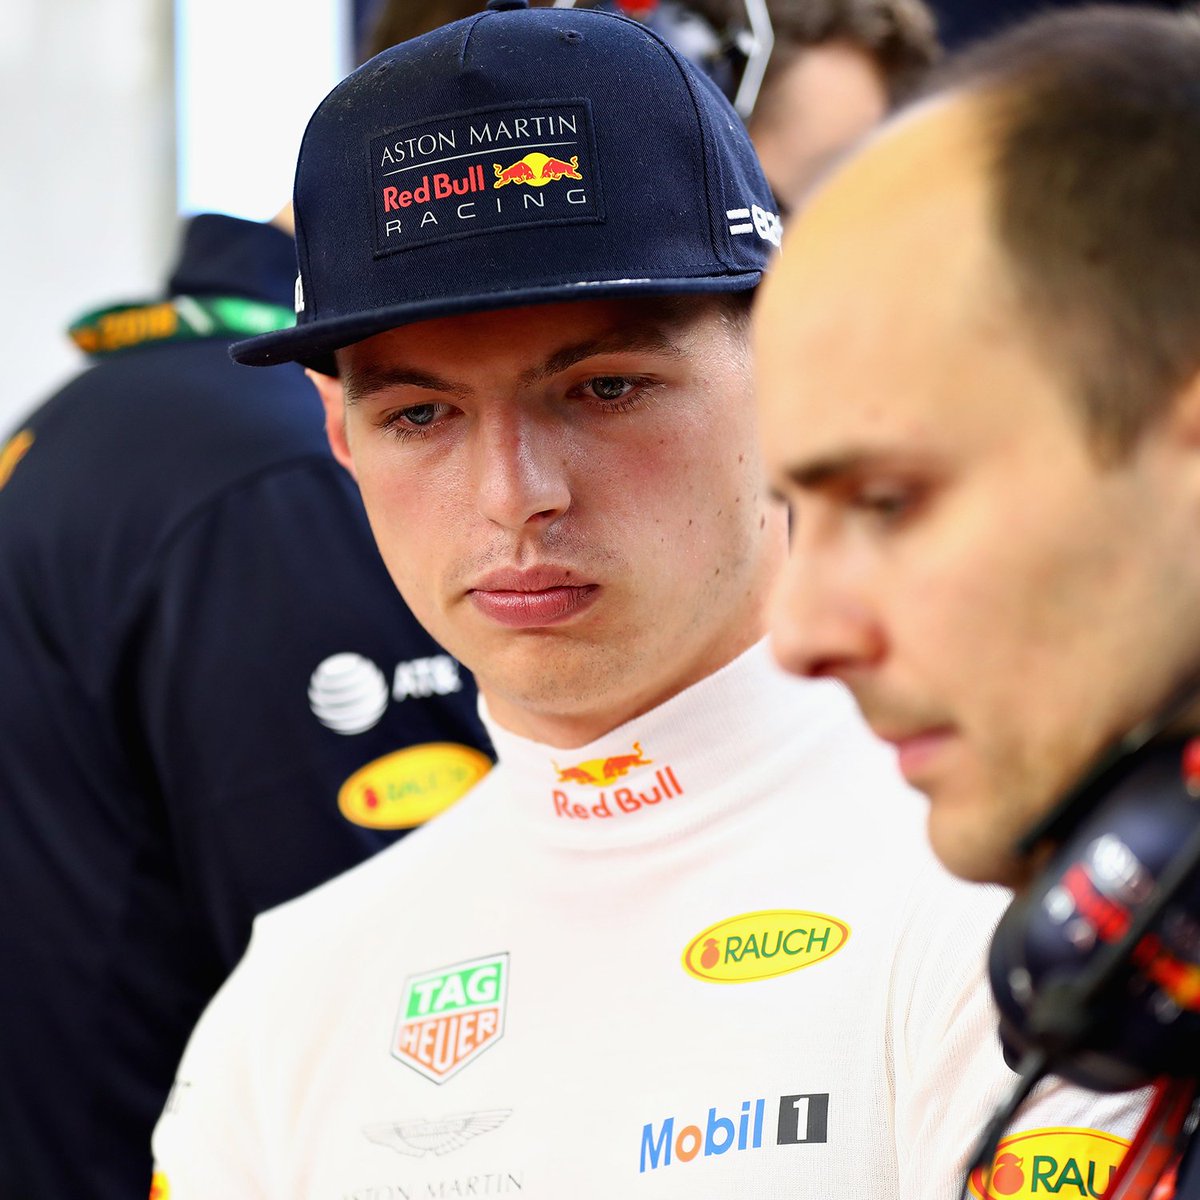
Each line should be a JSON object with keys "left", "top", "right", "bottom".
{"left": 149, "top": 1171, "right": 170, "bottom": 1200}
{"left": 0, "top": 429, "right": 34, "bottom": 491}
{"left": 338, "top": 742, "right": 491, "bottom": 829}
{"left": 968, "top": 1127, "right": 1130, "bottom": 1199}
{"left": 682, "top": 909, "right": 850, "bottom": 983}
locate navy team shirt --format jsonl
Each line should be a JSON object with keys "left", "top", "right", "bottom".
{"left": 0, "top": 214, "right": 492, "bottom": 1199}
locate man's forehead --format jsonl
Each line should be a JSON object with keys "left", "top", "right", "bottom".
{"left": 754, "top": 94, "right": 1030, "bottom": 494}
{"left": 755, "top": 91, "right": 1010, "bottom": 396}
{"left": 785, "top": 91, "right": 995, "bottom": 281}
{"left": 338, "top": 295, "right": 734, "bottom": 397}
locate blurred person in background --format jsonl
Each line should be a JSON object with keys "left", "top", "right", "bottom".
{"left": 366, "top": 0, "right": 939, "bottom": 216}
{"left": 756, "top": 5, "right": 1200, "bottom": 1196}
{"left": 680, "top": 0, "right": 939, "bottom": 211}
{"left": 0, "top": 6, "right": 494, "bottom": 1198}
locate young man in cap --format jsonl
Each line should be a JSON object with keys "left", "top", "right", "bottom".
{"left": 151, "top": 3, "right": 1144, "bottom": 1195}
{"left": 756, "top": 4, "right": 1200, "bottom": 1194}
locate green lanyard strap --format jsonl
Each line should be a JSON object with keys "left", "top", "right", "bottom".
{"left": 68, "top": 295, "right": 295, "bottom": 356}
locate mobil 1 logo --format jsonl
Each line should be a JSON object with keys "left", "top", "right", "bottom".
{"left": 640, "top": 1092, "right": 830, "bottom": 1173}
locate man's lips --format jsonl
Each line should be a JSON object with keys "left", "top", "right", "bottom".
{"left": 873, "top": 726, "right": 956, "bottom": 782}
{"left": 467, "top": 567, "right": 599, "bottom": 629}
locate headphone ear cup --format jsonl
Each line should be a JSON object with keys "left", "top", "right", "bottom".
{"left": 988, "top": 889, "right": 1041, "bottom": 1071}
{"left": 985, "top": 739, "right": 1200, "bottom": 1093}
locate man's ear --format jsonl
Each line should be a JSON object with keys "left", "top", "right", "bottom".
{"left": 307, "top": 368, "right": 356, "bottom": 479}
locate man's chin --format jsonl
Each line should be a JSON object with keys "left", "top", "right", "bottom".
{"left": 476, "top": 640, "right": 635, "bottom": 715}
{"left": 926, "top": 806, "right": 1034, "bottom": 889}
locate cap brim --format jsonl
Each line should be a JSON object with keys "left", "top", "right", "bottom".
{"left": 230, "top": 271, "right": 761, "bottom": 373}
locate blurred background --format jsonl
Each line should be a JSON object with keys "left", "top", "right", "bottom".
{"left": 0, "top": 0, "right": 1185, "bottom": 434}
{"left": 1, "top": 0, "right": 355, "bottom": 428}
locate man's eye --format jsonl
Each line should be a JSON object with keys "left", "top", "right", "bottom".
{"left": 851, "top": 485, "right": 920, "bottom": 522}
{"left": 587, "top": 376, "right": 634, "bottom": 402}
{"left": 378, "top": 401, "right": 452, "bottom": 441}
{"left": 401, "top": 404, "right": 441, "bottom": 427}
{"left": 861, "top": 491, "right": 907, "bottom": 514}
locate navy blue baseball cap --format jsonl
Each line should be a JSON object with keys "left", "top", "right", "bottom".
{"left": 231, "top": 0, "right": 781, "bottom": 371}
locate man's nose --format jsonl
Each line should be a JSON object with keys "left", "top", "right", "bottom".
{"left": 769, "top": 550, "right": 885, "bottom": 680}
{"left": 473, "top": 411, "right": 572, "bottom": 531}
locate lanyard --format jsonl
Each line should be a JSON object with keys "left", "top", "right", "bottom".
{"left": 68, "top": 295, "right": 294, "bottom": 357}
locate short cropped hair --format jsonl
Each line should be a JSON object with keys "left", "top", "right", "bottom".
{"left": 925, "top": 5, "right": 1200, "bottom": 456}
{"left": 363, "top": 2, "right": 938, "bottom": 102}
{"left": 689, "top": 0, "right": 940, "bottom": 106}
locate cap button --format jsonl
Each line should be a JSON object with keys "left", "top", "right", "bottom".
{"left": 486, "top": 0, "right": 529, "bottom": 9}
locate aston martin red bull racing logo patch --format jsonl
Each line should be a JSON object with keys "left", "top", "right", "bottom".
{"left": 967, "top": 1128, "right": 1130, "bottom": 1198}
{"left": 392, "top": 953, "right": 509, "bottom": 1083}
{"left": 371, "top": 102, "right": 601, "bottom": 254}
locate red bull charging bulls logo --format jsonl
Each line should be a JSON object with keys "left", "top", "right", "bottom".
{"left": 550, "top": 743, "right": 685, "bottom": 820}
{"left": 493, "top": 152, "right": 583, "bottom": 188}
{"left": 554, "top": 741, "right": 652, "bottom": 785}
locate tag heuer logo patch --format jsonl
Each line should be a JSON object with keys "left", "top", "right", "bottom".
{"left": 392, "top": 953, "right": 509, "bottom": 1083}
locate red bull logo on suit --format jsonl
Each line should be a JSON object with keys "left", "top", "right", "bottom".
{"left": 550, "top": 742, "right": 686, "bottom": 819}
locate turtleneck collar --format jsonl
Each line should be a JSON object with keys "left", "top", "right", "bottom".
{"left": 479, "top": 640, "right": 859, "bottom": 851}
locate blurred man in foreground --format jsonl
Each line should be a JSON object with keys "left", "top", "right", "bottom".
{"left": 756, "top": 6, "right": 1200, "bottom": 1194}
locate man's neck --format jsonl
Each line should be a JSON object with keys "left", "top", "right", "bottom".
{"left": 479, "top": 629, "right": 767, "bottom": 750}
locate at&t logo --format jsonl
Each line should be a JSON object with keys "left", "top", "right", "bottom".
{"left": 309, "top": 653, "right": 463, "bottom": 734}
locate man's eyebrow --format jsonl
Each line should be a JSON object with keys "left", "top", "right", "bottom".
{"left": 781, "top": 448, "right": 945, "bottom": 493}
{"left": 342, "top": 325, "right": 686, "bottom": 405}
{"left": 342, "top": 366, "right": 463, "bottom": 407}
{"left": 782, "top": 451, "right": 884, "bottom": 491}
{"left": 518, "top": 326, "right": 684, "bottom": 385}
